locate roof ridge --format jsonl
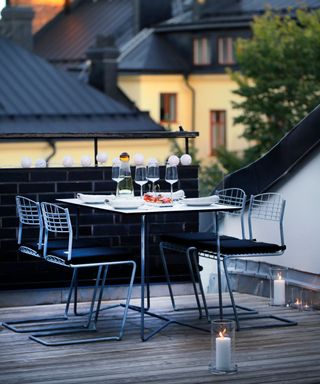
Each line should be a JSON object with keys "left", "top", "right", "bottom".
{"left": 118, "top": 28, "right": 154, "bottom": 62}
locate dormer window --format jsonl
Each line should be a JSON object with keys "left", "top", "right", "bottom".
{"left": 193, "top": 37, "right": 211, "bottom": 65}
{"left": 218, "top": 37, "right": 236, "bottom": 65}
{"left": 160, "top": 93, "right": 177, "bottom": 123}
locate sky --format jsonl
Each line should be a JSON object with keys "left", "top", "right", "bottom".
{"left": 0, "top": 0, "right": 5, "bottom": 15}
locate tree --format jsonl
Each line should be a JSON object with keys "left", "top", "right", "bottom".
{"left": 224, "top": 7, "right": 320, "bottom": 169}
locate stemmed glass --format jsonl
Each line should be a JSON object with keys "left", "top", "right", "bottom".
{"left": 135, "top": 165, "right": 148, "bottom": 198}
{"left": 165, "top": 162, "right": 178, "bottom": 201}
{"left": 146, "top": 161, "right": 159, "bottom": 194}
{"left": 112, "top": 161, "right": 124, "bottom": 197}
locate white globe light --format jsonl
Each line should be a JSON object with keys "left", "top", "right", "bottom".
{"left": 81, "top": 155, "right": 92, "bottom": 167}
{"left": 62, "top": 155, "right": 74, "bottom": 167}
{"left": 21, "top": 157, "right": 32, "bottom": 168}
{"left": 35, "top": 158, "right": 47, "bottom": 168}
{"left": 96, "top": 152, "right": 108, "bottom": 164}
{"left": 112, "top": 157, "right": 121, "bottom": 165}
{"left": 180, "top": 154, "right": 192, "bottom": 166}
{"left": 133, "top": 153, "right": 144, "bottom": 165}
{"left": 168, "top": 155, "right": 180, "bottom": 166}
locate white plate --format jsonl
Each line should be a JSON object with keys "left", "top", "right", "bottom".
{"left": 77, "top": 193, "right": 115, "bottom": 204}
{"left": 109, "top": 199, "right": 144, "bottom": 209}
{"left": 182, "top": 196, "right": 219, "bottom": 206}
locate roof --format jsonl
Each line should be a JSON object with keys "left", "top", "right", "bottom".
{"left": 161, "top": 0, "right": 320, "bottom": 28}
{"left": 119, "top": 0, "right": 320, "bottom": 74}
{"left": 34, "top": 0, "right": 135, "bottom": 63}
{"left": 119, "top": 32, "right": 190, "bottom": 74}
{"left": 195, "top": 0, "right": 320, "bottom": 18}
{"left": 0, "top": 37, "right": 165, "bottom": 135}
{"left": 218, "top": 104, "right": 320, "bottom": 197}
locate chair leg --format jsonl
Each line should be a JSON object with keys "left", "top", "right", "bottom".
{"left": 29, "top": 262, "right": 137, "bottom": 346}
{"left": 186, "top": 248, "right": 205, "bottom": 319}
{"left": 222, "top": 258, "right": 240, "bottom": 330}
{"left": 159, "top": 242, "right": 178, "bottom": 311}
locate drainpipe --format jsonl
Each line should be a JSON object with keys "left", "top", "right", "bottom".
{"left": 45, "top": 140, "right": 56, "bottom": 166}
{"left": 183, "top": 73, "right": 195, "bottom": 132}
{"left": 183, "top": 74, "right": 196, "bottom": 152}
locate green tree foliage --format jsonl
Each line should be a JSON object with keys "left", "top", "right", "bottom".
{"left": 223, "top": 7, "right": 320, "bottom": 171}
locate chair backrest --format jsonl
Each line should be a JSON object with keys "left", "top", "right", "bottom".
{"left": 216, "top": 188, "right": 247, "bottom": 239}
{"left": 16, "top": 195, "right": 43, "bottom": 250}
{"left": 248, "top": 193, "right": 286, "bottom": 246}
{"left": 41, "top": 202, "right": 73, "bottom": 261}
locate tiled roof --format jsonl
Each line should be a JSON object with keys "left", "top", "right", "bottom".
{"left": 34, "top": 0, "right": 135, "bottom": 62}
{"left": 0, "top": 37, "right": 164, "bottom": 135}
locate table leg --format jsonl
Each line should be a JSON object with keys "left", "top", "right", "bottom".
{"left": 140, "top": 214, "right": 146, "bottom": 340}
{"left": 215, "top": 213, "right": 224, "bottom": 320}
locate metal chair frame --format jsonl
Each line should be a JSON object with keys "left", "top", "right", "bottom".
{"left": 188, "top": 193, "right": 297, "bottom": 330}
{"left": 2, "top": 196, "right": 75, "bottom": 333}
{"left": 159, "top": 188, "right": 253, "bottom": 319}
{"left": 28, "top": 202, "right": 136, "bottom": 346}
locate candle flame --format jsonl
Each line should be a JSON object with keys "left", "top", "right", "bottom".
{"left": 294, "top": 298, "right": 301, "bottom": 305}
{"left": 218, "top": 328, "right": 227, "bottom": 338}
{"left": 277, "top": 273, "right": 282, "bottom": 280}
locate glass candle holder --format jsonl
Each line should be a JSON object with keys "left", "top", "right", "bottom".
{"left": 209, "top": 319, "right": 237, "bottom": 375}
{"left": 301, "top": 289, "right": 313, "bottom": 311}
{"left": 270, "top": 267, "right": 287, "bottom": 306}
{"left": 290, "top": 286, "right": 303, "bottom": 310}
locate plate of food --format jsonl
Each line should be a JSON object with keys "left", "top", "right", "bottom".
{"left": 143, "top": 193, "right": 173, "bottom": 207}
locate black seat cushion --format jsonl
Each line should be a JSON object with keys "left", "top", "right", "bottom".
{"left": 20, "top": 238, "right": 107, "bottom": 257}
{"left": 161, "top": 232, "right": 238, "bottom": 246}
{"left": 196, "top": 238, "right": 286, "bottom": 255}
{"left": 50, "top": 246, "right": 131, "bottom": 265}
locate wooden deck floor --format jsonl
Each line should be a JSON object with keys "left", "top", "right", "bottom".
{"left": 0, "top": 292, "right": 319, "bottom": 384}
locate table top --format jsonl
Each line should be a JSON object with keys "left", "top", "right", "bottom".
{"left": 57, "top": 198, "right": 241, "bottom": 215}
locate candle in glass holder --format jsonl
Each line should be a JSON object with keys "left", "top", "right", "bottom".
{"left": 216, "top": 329, "right": 231, "bottom": 371}
{"left": 273, "top": 273, "right": 286, "bottom": 305}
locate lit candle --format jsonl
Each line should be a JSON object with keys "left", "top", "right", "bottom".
{"left": 216, "top": 329, "right": 231, "bottom": 371}
{"left": 273, "top": 274, "right": 286, "bottom": 305}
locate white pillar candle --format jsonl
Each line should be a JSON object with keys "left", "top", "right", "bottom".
{"left": 216, "top": 334, "right": 232, "bottom": 371}
{"left": 273, "top": 276, "right": 286, "bottom": 305}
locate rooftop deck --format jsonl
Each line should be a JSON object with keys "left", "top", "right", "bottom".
{"left": 0, "top": 292, "right": 319, "bottom": 384}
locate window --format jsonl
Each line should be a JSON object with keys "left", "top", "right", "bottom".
{"left": 193, "top": 37, "right": 211, "bottom": 65}
{"left": 210, "top": 110, "right": 226, "bottom": 154}
{"left": 218, "top": 37, "right": 236, "bottom": 65}
{"left": 160, "top": 93, "right": 177, "bottom": 123}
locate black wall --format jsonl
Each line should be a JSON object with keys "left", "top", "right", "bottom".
{"left": 0, "top": 166, "right": 199, "bottom": 290}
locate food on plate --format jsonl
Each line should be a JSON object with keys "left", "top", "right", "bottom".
{"left": 143, "top": 193, "right": 173, "bottom": 204}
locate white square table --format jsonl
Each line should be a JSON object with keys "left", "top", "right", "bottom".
{"left": 57, "top": 198, "right": 241, "bottom": 341}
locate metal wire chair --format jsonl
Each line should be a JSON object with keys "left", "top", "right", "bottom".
{"left": 188, "top": 193, "right": 297, "bottom": 330}
{"left": 159, "top": 188, "right": 250, "bottom": 319}
{"left": 28, "top": 202, "right": 136, "bottom": 346}
{"left": 2, "top": 196, "right": 108, "bottom": 334}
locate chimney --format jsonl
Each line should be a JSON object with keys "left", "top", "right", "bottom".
{"left": 86, "top": 35, "right": 119, "bottom": 98}
{"left": 0, "top": 6, "right": 34, "bottom": 51}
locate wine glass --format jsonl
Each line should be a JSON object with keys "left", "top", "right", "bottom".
{"left": 146, "top": 162, "right": 159, "bottom": 193}
{"left": 165, "top": 162, "right": 178, "bottom": 201}
{"left": 135, "top": 165, "right": 148, "bottom": 198}
{"left": 112, "top": 162, "right": 124, "bottom": 197}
